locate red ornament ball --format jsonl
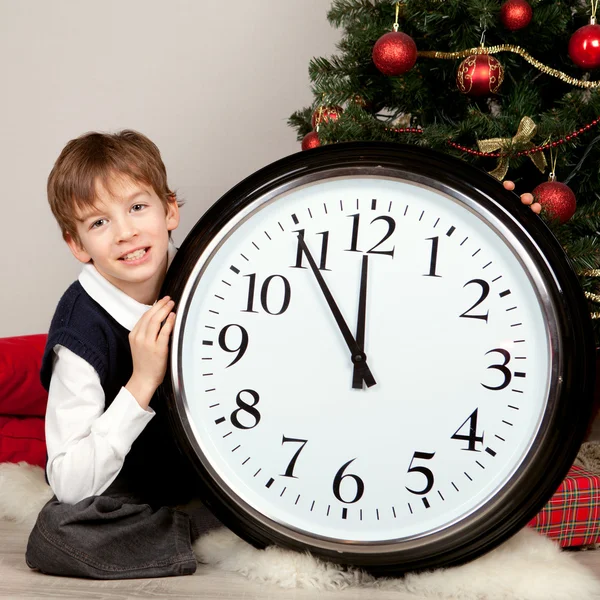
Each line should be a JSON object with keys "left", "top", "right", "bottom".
{"left": 532, "top": 181, "right": 577, "bottom": 223}
{"left": 456, "top": 55, "right": 504, "bottom": 96}
{"left": 500, "top": 0, "right": 533, "bottom": 31}
{"left": 372, "top": 31, "right": 417, "bottom": 76}
{"left": 311, "top": 105, "right": 343, "bottom": 129}
{"left": 568, "top": 23, "right": 600, "bottom": 69}
{"left": 301, "top": 131, "right": 321, "bottom": 151}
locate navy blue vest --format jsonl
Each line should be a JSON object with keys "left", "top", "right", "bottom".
{"left": 41, "top": 281, "right": 197, "bottom": 505}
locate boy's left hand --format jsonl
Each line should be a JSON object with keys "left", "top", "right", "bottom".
{"left": 503, "top": 180, "right": 541, "bottom": 214}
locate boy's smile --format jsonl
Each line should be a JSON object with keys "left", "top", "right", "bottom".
{"left": 66, "top": 175, "right": 179, "bottom": 305}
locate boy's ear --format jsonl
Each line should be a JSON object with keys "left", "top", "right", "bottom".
{"left": 65, "top": 233, "right": 92, "bottom": 264}
{"left": 166, "top": 195, "right": 180, "bottom": 232}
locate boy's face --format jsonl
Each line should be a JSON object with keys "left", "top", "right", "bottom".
{"left": 65, "top": 175, "right": 179, "bottom": 304}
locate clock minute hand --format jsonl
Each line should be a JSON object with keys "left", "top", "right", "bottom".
{"left": 297, "top": 234, "right": 376, "bottom": 388}
{"left": 352, "top": 254, "right": 369, "bottom": 390}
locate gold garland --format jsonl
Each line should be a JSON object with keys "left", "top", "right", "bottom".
{"left": 583, "top": 268, "right": 600, "bottom": 319}
{"left": 418, "top": 46, "right": 600, "bottom": 89}
{"left": 585, "top": 291, "right": 600, "bottom": 304}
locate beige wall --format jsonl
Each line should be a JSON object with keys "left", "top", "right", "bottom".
{"left": 0, "top": 0, "right": 339, "bottom": 336}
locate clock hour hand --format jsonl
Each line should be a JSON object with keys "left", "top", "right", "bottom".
{"left": 353, "top": 254, "right": 369, "bottom": 389}
{"left": 297, "top": 233, "right": 376, "bottom": 388}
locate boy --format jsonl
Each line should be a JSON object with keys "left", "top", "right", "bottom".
{"left": 26, "top": 130, "right": 219, "bottom": 579}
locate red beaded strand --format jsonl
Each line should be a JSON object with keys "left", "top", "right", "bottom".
{"left": 447, "top": 116, "right": 600, "bottom": 157}
{"left": 385, "top": 127, "right": 424, "bottom": 134}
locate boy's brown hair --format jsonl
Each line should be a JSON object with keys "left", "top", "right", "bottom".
{"left": 48, "top": 129, "right": 178, "bottom": 244}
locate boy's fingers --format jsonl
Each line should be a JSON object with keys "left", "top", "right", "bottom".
{"left": 503, "top": 180, "right": 516, "bottom": 191}
{"left": 520, "top": 193, "right": 534, "bottom": 205}
{"left": 531, "top": 203, "right": 542, "bottom": 214}
{"left": 132, "top": 297, "right": 174, "bottom": 339}
{"left": 147, "top": 300, "right": 175, "bottom": 337}
{"left": 158, "top": 312, "right": 176, "bottom": 344}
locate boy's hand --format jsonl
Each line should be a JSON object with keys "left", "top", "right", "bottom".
{"left": 503, "top": 180, "right": 541, "bottom": 214}
{"left": 126, "top": 296, "right": 176, "bottom": 410}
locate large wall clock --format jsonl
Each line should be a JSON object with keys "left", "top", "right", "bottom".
{"left": 162, "top": 142, "right": 595, "bottom": 575}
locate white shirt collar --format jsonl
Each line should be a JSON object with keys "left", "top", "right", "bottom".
{"left": 78, "top": 240, "right": 177, "bottom": 332}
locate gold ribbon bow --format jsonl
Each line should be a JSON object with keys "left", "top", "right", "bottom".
{"left": 476, "top": 116, "right": 547, "bottom": 181}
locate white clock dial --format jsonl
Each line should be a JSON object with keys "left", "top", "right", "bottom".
{"left": 173, "top": 174, "right": 554, "bottom": 543}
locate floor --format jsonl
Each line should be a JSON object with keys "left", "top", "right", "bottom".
{"left": 1, "top": 519, "right": 599, "bottom": 600}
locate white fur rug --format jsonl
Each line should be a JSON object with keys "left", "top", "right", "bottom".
{"left": 2, "top": 461, "right": 600, "bottom": 599}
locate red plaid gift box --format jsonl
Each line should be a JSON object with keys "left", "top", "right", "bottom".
{"left": 528, "top": 464, "right": 600, "bottom": 547}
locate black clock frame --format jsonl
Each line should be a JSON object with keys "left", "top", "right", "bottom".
{"left": 161, "top": 142, "right": 595, "bottom": 575}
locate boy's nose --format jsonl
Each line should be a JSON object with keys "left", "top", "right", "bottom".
{"left": 115, "top": 218, "right": 138, "bottom": 242}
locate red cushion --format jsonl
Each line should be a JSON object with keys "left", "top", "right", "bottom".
{"left": 0, "top": 334, "right": 48, "bottom": 417}
{"left": 0, "top": 415, "right": 46, "bottom": 467}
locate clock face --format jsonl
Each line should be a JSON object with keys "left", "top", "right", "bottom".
{"left": 164, "top": 144, "right": 593, "bottom": 572}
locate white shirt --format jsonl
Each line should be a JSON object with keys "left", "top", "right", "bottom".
{"left": 45, "top": 243, "right": 176, "bottom": 504}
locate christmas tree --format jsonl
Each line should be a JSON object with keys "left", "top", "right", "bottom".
{"left": 289, "top": 0, "right": 600, "bottom": 341}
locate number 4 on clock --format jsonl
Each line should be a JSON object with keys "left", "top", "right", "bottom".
{"left": 451, "top": 409, "right": 484, "bottom": 452}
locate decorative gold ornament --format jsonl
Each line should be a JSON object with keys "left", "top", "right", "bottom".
{"left": 476, "top": 116, "right": 548, "bottom": 180}
{"left": 419, "top": 46, "right": 600, "bottom": 89}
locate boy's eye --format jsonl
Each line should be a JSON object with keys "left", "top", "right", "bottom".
{"left": 90, "top": 219, "right": 106, "bottom": 229}
{"left": 131, "top": 204, "right": 146, "bottom": 212}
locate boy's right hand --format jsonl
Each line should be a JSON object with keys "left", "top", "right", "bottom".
{"left": 503, "top": 180, "right": 541, "bottom": 214}
{"left": 126, "top": 296, "right": 176, "bottom": 410}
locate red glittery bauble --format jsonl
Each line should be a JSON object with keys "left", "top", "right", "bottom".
{"left": 311, "top": 105, "right": 343, "bottom": 129}
{"left": 301, "top": 131, "right": 321, "bottom": 151}
{"left": 456, "top": 55, "right": 504, "bottom": 96}
{"left": 499, "top": 0, "right": 533, "bottom": 31}
{"left": 532, "top": 181, "right": 577, "bottom": 223}
{"left": 372, "top": 31, "right": 417, "bottom": 76}
{"left": 568, "top": 23, "right": 600, "bottom": 69}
